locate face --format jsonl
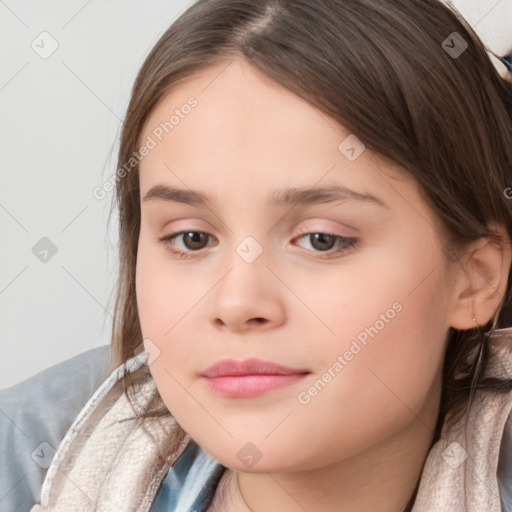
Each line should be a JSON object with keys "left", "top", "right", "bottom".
{"left": 135, "top": 58, "right": 458, "bottom": 473}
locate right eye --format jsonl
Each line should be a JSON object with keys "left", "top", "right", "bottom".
{"left": 158, "top": 231, "right": 217, "bottom": 258}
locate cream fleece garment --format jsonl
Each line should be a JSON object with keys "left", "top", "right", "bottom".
{"left": 30, "top": 328, "right": 512, "bottom": 511}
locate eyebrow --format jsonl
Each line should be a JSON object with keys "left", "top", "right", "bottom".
{"left": 141, "top": 184, "right": 389, "bottom": 209}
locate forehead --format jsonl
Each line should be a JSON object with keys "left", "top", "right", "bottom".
{"left": 138, "top": 58, "right": 418, "bottom": 213}
{"left": 140, "top": 58, "right": 343, "bottom": 162}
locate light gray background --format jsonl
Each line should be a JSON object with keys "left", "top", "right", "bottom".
{"left": 1, "top": 0, "right": 193, "bottom": 387}
{"left": 1, "top": 0, "right": 510, "bottom": 388}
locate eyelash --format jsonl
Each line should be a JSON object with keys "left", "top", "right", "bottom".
{"left": 158, "top": 229, "right": 359, "bottom": 260}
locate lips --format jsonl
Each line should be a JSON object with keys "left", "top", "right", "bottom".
{"left": 200, "top": 357, "right": 310, "bottom": 378}
{"left": 200, "top": 358, "right": 311, "bottom": 398}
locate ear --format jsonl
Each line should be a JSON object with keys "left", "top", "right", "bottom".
{"left": 449, "top": 223, "right": 512, "bottom": 330}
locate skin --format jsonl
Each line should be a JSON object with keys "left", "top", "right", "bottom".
{"left": 135, "top": 58, "right": 510, "bottom": 511}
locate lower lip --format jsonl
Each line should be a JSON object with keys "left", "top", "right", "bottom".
{"left": 203, "top": 374, "right": 309, "bottom": 397}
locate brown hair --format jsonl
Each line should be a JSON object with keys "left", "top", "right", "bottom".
{"left": 108, "top": 0, "right": 512, "bottom": 481}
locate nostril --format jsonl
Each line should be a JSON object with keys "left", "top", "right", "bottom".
{"left": 214, "top": 317, "right": 267, "bottom": 328}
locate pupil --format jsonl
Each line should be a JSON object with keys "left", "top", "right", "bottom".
{"left": 311, "top": 233, "right": 335, "bottom": 251}
{"left": 184, "top": 232, "right": 207, "bottom": 250}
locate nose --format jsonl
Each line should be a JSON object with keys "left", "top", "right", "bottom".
{"left": 210, "top": 253, "right": 286, "bottom": 332}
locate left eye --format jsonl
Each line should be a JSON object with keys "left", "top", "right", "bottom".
{"left": 293, "top": 232, "right": 359, "bottom": 257}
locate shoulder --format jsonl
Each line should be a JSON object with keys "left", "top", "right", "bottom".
{"left": 0, "top": 345, "right": 112, "bottom": 512}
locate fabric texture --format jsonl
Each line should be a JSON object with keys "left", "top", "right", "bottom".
{"left": 3, "top": 329, "right": 512, "bottom": 511}
{"left": 413, "top": 328, "right": 512, "bottom": 510}
{"left": 499, "top": 412, "right": 512, "bottom": 512}
{"left": 0, "top": 345, "right": 111, "bottom": 512}
{"left": 32, "top": 354, "right": 191, "bottom": 511}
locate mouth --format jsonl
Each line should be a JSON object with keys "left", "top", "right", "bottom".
{"left": 200, "top": 358, "right": 311, "bottom": 398}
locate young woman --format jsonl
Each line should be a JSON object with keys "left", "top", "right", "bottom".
{"left": 3, "top": 0, "right": 512, "bottom": 510}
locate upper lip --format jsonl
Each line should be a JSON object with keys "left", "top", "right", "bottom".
{"left": 201, "top": 358, "right": 310, "bottom": 378}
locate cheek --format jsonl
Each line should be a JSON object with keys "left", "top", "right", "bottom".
{"left": 346, "top": 270, "right": 447, "bottom": 419}
{"left": 135, "top": 236, "right": 216, "bottom": 394}
{"left": 136, "top": 234, "right": 198, "bottom": 338}
{"left": 136, "top": 249, "right": 202, "bottom": 422}
{"left": 136, "top": 240, "right": 184, "bottom": 367}
{"left": 309, "top": 239, "right": 449, "bottom": 412}
{"left": 285, "top": 279, "right": 447, "bottom": 468}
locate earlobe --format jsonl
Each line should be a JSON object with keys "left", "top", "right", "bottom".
{"left": 448, "top": 225, "right": 512, "bottom": 331}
